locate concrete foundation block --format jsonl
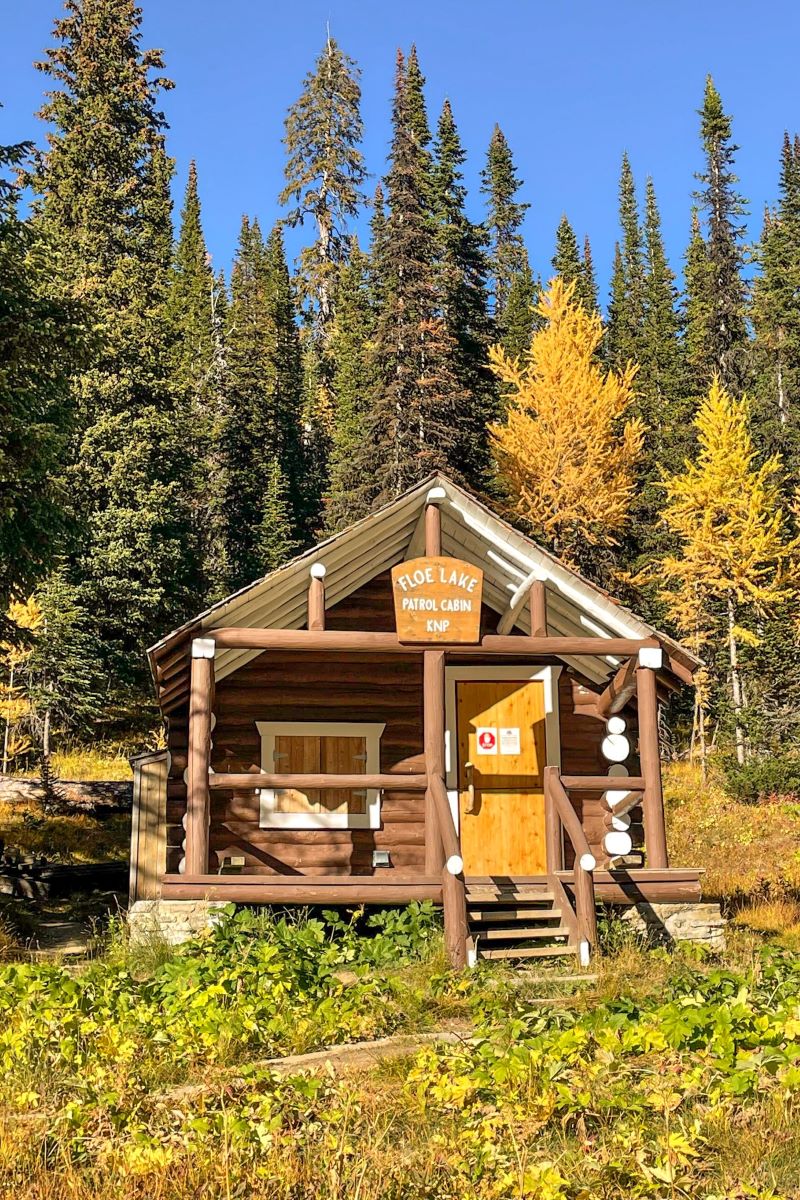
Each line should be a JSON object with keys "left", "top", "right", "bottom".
{"left": 128, "top": 899, "right": 228, "bottom": 946}
{"left": 617, "top": 901, "right": 726, "bottom": 950}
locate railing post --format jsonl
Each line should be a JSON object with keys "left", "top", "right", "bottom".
{"left": 308, "top": 563, "right": 326, "bottom": 631}
{"left": 544, "top": 766, "right": 563, "bottom": 872}
{"left": 637, "top": 648, "right": 668, "bottom": 869}
{"left": 186, "top": 637, "right": 214, "bottom": 875}
{"left": 574, "top": 862, "right": 598, "bottom": 957}
{"left": 442, "top": 867, "right": 468, "bottom": 969}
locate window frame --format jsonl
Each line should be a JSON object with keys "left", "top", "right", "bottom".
{"left": 256, "top": 721, "right": 386, "bottom": 830}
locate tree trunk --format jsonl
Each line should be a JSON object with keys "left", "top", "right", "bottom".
{"left": 2, "top": 663, "right": 13, "bottom": 774}
{"left": 727, "top": 596, "right": 746, "bottom": 766}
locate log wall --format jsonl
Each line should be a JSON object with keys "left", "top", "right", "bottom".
{"left": 162, "top": 571, "right": 637, "bottom": 878}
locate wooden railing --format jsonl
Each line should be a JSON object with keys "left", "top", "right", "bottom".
{"left": 544, "top": 766, "right": 598, "bottom": 961}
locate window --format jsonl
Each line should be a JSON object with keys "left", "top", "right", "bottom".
{"left": 256, "top": 721, "right": 385, "bottom": 830}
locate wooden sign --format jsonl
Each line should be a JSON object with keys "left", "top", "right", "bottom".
{"left": 391, "top": 557, "right": 483, "bottom": 644}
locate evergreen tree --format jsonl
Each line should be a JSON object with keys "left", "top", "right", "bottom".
{"left": 580, "top": 234, "right": 599, "bottom": 314}
{"left": 30, "top": 0, "right": 199, "bottom": 703}
{"left": 169, "top": 161, "right": 213, "bottom": 395}
{"left": 432, "top": 98, "right": 495, "bottom": 488}
{"left": 490, "top": 278, "right": 643, "bottom": 576}
{"left": 354, "top": 49, "right": 464, "bottom": 505}
{"left": 324, "top": 240, "right": 376, "bottom": 531}
{"left": 480, "top": 124, "right": 530, "bottom": 330}
{"left": 606, "top": 153, "right": 646, "bottom": 369}
{"left": 552, "top": 216, "right": 596, "bottom": 313}
{"left": 280, "top": 33, "right": 367, "bottom": 339}
{"left": 219, "top": 218, "right": 303, "bottom": 588}
{"left": 552, "top": 215, "right": 582, "bottom": 289}
{"left": 501, "top": 249, "right": 537, "bottom": 361}
{"left": 621, "top": 179, "right": 691, "bottom": 590}
{"left": 688, "top": 77, "right": 749, "bottom": 394}
{"left": 752, "top": 133, "right": 800, "bottom": 474}
{"left": 0, "top": 139, "right": 80, "bottom": 628}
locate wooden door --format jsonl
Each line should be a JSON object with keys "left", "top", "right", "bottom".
{"left": 456, "top": 680, "right": 548, "bottom": 875}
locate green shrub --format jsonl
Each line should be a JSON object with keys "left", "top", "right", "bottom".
{"left": 722, "top": 753, "right": 800, "bottom": 804}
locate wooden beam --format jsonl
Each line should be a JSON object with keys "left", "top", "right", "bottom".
{"left": 595, "top": 655, "right": 638, "bottom": 717}
{"left": 545, "top": 778, "right": 562, "bottom": 871}
{"left": 637, "top": 664, "right": 669, "bottom": 869}
{"left": 210, "top": 627, "right": 660, "bottom": 657}
{"left": 308, "top": 564, "right": 326, "bottom": 631}
{"left": 162, "top": 876, "right": 442, "bottom": 904}
{"left": 530, "top": 578, "right": 547, "bottom": 637}
{"left": 560, "top": 775, "right": 645, "bottom": 791}
{"left": 209, "top": 772, "right": 427, "bottom": 792}
{"left": 496, "top": 566, "right": 547, "bottom": 635}
{"left": 424, "top": 649, "right": 446, "bottom": 872}
{"left": 186, "top": 638, "right": 214, "bottom": 875}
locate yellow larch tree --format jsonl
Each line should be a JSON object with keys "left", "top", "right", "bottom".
{"left": 660, "top": 377, "right": 799, "bottom": 766}
{"left": 489, "top": 277, "right": 644, "bottom": 568}
{"left": 0, "top": 597, "right": 43, "bottom": 771}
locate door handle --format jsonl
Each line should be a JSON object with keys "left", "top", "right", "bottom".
{"left": 465, "top": 761, "right": 477, "bottom": 813}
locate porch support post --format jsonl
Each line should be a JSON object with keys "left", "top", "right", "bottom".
{"left": 544, "top": 770, "right": 563, "bottom": 871}
{"left": 424, "top": 486, "right": 447, "bottom": 873}
{"left": 442, "top": 867, "right": 468, "bottom": 969}
{"left": 424, "top": 649, "right": 446, "bottom": 873}
{"left": 636, "top": 648, "right": 668, "bottom": 869}
{"left": 308, "top": 563, "right": 326, "bottom": 631}
{"left": 425, "top": 486, "right": 445, "bottom": 556}
{"left": 530, "top": 578, "right": 547, "bottom": 636}
{"left": 186, "top": 637, "right": 214, "bottom": 876}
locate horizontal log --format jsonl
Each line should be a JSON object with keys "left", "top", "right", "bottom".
{"left": 162, "top": 882, "right": 442, "bottom": 903}
{"left": 208, "top": 772, "right": 428, "bottom": 792}
{"left": 561, "top": 775, "right": 646, "bottom": 791}
{"left": 210, "top": 628, "right": 659, "bottom": 657}
{"left": 556, "top": 868, "right": 703, "bottom": 906}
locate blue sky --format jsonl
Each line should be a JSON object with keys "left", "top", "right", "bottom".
{"left": 2, "top": 1, "right": 799, "bottom": 304}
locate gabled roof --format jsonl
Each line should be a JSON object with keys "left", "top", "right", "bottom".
{"left": 149, "top": 473, "right": 698, "bottom": 713}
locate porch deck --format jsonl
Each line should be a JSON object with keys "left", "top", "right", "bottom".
{"left": 160, "top": 867, "right": 703, "bottom": 906}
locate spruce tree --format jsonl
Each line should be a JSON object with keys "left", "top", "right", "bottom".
{"left": 501, "top": 249, "right": 537, "bottom": 361}
{"left": 752, "top": 133, "right": 800, "bottom": 474}
{"left": 480, "top": 124, "right": 530, "bottom": 331}
{"left": 688, "top": 76, "right": 749, "bottom": 394}
{"left": 552, "top": 216, "right": 596, "bottom": 313}
{"left": 355, "top": 49, "right": 464, "bottom": 505}
{"left": 0, "top": 140, "right": 80, "bottom": 626}
{"left": 431, "top": 98, "right": 495, "bottom": 488}
{"left": 580, "top": 234, "right": 600, "bottom": 314}
{"left": 220, "top": 218, "right": 303, "bottom": 589}
{"left": 606, "top": 153, "right": 646, "bottom": 369}
{"left": 30, "top": 0, "right": 198, "bottom": 703}
{"left": 323, "top": 239, "right": 376, "bottom": 531}
{"left": 280, "top": 33, "right": 367, "bottom": 338}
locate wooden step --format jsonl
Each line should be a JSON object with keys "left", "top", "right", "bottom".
{"left": 479, "top": 943, "right": 576, "bottom": 960}
{"left": 466, "top": 889, "right": 555, "bottom": 903}
{"left": 469, "top": 907, "right": 560, "bottom": 923}
{"left": 478, "top": 925, "right": 570, "bottom": 941}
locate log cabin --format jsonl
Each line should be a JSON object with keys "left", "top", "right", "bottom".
{"left": 131, "top": 474, "right": 708, "bottom": 967}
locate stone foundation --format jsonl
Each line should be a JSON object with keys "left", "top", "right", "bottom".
{"left": 617, "top": 901, "right": 726, "bottom": 950}
{"left": 128, "top": 899, "right": 228, "bottom": 946}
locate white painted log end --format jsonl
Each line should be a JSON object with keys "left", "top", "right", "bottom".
{"left": 191, "top": 637, "right": 216, "bottom": 659}
{"left": 610, "top": 811, "right": 632, "bottom": 831}
{"left": 177, "top": 856, "right": 186, "bottom": 875}
{"left": 606, "top": 715, "right": 626, "bottom": 735}
{"left": 603, "top": 831, "right": 633, "bottom": 857}
{"left": 638, "top": 646, "right": 663, "bottom": 670}
{"left": 579, "top": 852, "right": 596, "bottom": 872}
{"left": 601, "top": 733, "right": 630, "bottom": 763}
{"left": 579, "top": 940, "right": 591, "bottom": 968}
{"left": 309, "top": 562, "right": 327, "bottom": 579}
{"left": 426, "top": 486, "right": 447, "bottom": 504}
{"left": 446, "top": 854, "right": 464, "bottom": 876}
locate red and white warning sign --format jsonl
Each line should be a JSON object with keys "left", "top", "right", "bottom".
{"left": 476, "top": 727, "right": 498, "bottom": 755}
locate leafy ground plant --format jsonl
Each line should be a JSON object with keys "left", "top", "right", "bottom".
{"left": 2, "top": 909, "right": 800, "bottom": 1197}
